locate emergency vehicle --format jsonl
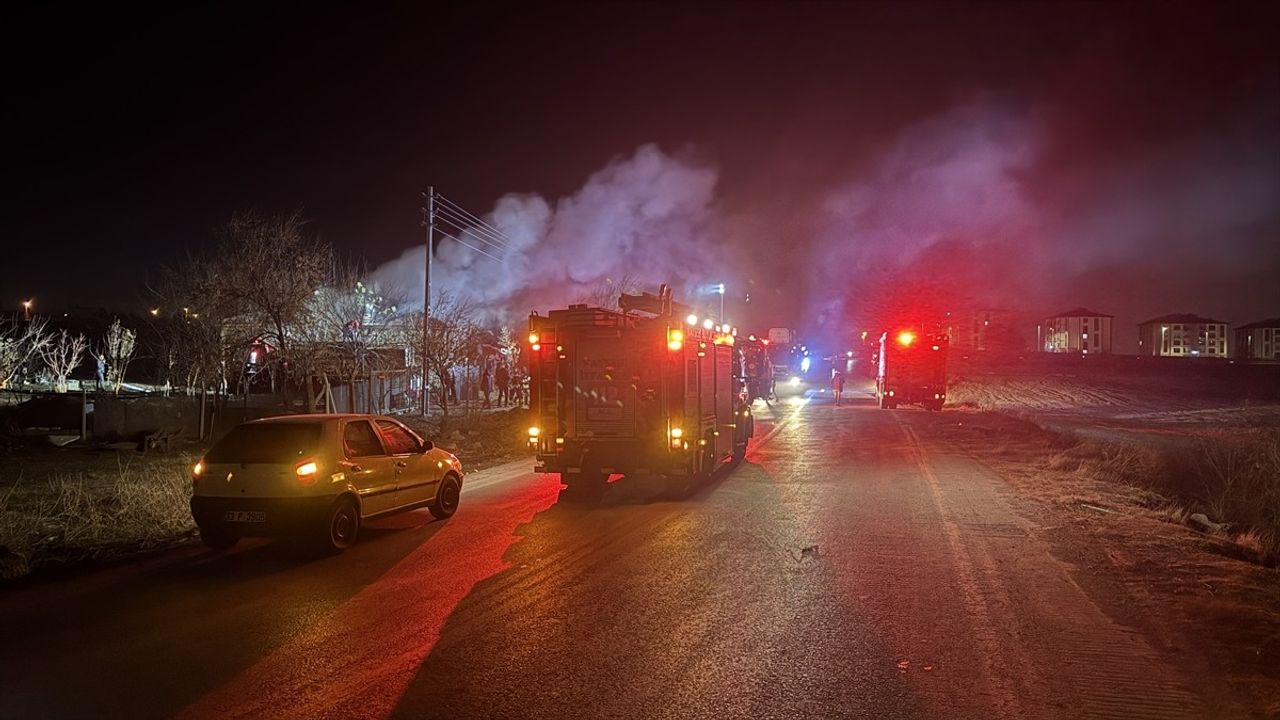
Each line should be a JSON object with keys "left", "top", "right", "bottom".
{"left": 876, "top": 328, "right": 948, "bottom": 410}
{"left": 527, "top": 285, "right": 754, "bottom": 496}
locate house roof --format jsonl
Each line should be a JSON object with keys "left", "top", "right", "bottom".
{"left": 1047, "top": 307, "right": 1113, "bottom": 319}
{"left": 1237, "top": 317, "right": 1280, "bottom": 330}
{"left": 1137, "top": 313, "right": 1227, "bottom": 326}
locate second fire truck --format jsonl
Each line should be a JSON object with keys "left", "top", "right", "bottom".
{"left": 876, "top": 328, "right": 949, "bottom": 411}
{"left": 527, "top": 285, "right": 754, "bottom": 496}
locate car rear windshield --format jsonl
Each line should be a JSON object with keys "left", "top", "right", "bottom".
{"left": 206, "top": 423, "right": 322, "bottom": 464}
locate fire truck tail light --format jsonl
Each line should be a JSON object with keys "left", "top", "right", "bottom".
{"left": 528, "top": 426, "right": 541, "bottom": 437}
{"left": 528, "top": 332, "right": 539, "bottom": 345}
{"left": 668, "top": 328, "right": 684, "bottom": 351}
{"left": 898, "top": 331, "right": 916, "bottom": 347}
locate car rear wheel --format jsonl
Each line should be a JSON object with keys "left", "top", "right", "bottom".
{"left": 319, "top": 498, "right": 360, "bottom": 553}
{"left": 429, "top": 474, "right": 462, "bottom": 519}
{"left": 199, "top": 524, "right": 238, "bottom": 551}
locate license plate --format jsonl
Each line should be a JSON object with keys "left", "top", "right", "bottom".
{"left": 223, "top": 510, "right": 266, "bottom": 523}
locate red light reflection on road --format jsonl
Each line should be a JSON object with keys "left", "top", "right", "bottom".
{"left": 177, "top": 477, "right": 559, "bottom": 720}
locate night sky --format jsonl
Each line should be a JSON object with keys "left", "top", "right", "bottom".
{"left": 5, "top": 2, "right": 1278, "bottom": 349}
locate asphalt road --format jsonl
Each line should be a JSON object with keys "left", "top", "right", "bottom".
{"left": 0, "top": 389, "right": 1203, "bottom": 720}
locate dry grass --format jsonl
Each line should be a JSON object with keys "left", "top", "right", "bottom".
{"left": 0, "top": 454, "right": 197, "bottom": 579}
{"left": 1048, "top": 431, "right": 1280, "bottom": 567}
{"left": 399, "top": 407, "right": 532, "bottom": 472}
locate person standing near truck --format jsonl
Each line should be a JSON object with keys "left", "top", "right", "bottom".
{"left": 831, "top": 367, "right": 845, "bottom": 405}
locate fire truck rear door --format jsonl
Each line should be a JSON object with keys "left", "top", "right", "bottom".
{"left": 573, "top": 336, "right": 637, "bottom": 438}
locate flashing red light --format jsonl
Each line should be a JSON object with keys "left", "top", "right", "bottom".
{"left": 760, "top": 339, "right": 770, "bottom": 345}
{"left": 897, "top": 331, "right": 916, "bottom": 347}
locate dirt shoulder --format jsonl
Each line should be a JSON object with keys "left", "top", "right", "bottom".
{"left": 398, "top": 406, "right": 534, "bottom": 473}
{"left": 924, "top": 410, "right": 1280, "bottom": 717}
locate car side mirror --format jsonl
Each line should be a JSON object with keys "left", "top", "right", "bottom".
{"left": 420, "top": 440, "right": 434, "bottom": 453}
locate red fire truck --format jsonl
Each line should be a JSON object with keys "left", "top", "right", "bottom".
{"left": 876, "top": 328, "right": 949, "bottom": 411}
{"left": 527, "top": 285, "right": 754, "bottom": 497}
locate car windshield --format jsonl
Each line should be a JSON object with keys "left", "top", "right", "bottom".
{"left": 206, "top": 423, "right": 322, "bottom": 464}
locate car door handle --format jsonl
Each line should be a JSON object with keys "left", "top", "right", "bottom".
{"left": 347, "top": 464, "right": 363, "bottom": 473}
{"left": 395, "top": 461, "right": 407, "bottom": 468}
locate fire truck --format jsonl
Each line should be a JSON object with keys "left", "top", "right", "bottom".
{"left": 527, "top": 285, "right": 754, "bottom": 496}
{"left": 876, "top": 328, "right": 948, "bottom": 410}
{"left": 736, "top": 335, "right": 774, "bottom": 404}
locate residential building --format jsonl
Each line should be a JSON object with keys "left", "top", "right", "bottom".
{"left": 1039, "top": 308, "right": 1113, "bottom": 354}
{"left": 1137, "top": 314, "right": 1228, "bottom": 357}
{"left": 948, "top": 308, "right": 1022, "bottom": 352}
{"left": 1234, "top": 318, "right": 1280, "bottom": 360}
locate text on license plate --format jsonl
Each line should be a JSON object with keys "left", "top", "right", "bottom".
{"left": 223, "top": 510, "right": 266, "bottom": 523}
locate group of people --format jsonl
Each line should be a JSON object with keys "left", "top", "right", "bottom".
{"left": 473, "top": 354, "right": 527, "bottom": 409}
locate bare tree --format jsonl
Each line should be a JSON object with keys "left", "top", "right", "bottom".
{"left": 406, "top": 291, "right": 477, "bottom": 424}
{"left": 40, "top": 330, "right": 88, "bottom": 393}
{"left": 576, "top": 273, "right": 644, "bottom": 310}
{"left": 497, "top": 324, "right": 527, "bottom": 407}
{"left": 0, "top": 315, "right": 50, "bottom": 389}
{"left": 147, "top": 267, "right": 234, "bottom": 395}
{"left": 298, "top": 260, "right": 411, "bottom": 413}
{"left": 97, "top": 317, "right": 137, "bottom": 394}
{"left": 211, "top": 209, "right": 333, "bottom": 403}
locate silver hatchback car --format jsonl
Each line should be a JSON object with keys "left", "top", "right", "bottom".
{"left": 190, "top": 414, "right": 463, "bottom": 553}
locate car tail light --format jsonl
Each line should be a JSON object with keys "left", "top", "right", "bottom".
{"left": 192, "top": 460, "right": 204, "bottom": 488}
{"left": 296, "top": 460, "right": 319, "bottom": 487}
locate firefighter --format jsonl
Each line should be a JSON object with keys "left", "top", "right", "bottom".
{"left": 831, "top": 367, "right": 845, "bottom": 405}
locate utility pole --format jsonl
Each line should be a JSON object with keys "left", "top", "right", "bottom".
{"left": 420, "top": 186, "right": 435, "bottom": 416}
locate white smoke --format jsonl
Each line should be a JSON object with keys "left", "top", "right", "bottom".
{"left": 811, "top": 102, "right": 1040, "bottom": 329}
{"left": 373, "top": 144, "right": 727, "bottom": 318}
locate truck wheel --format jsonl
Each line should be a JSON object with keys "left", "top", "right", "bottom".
{"left": 560, "top": 472, "right": 607, "bottom": 503}
{"left": 664, "top": 475, "right": 694, "bottom": 498}
{"left": 699, "top": 437, "right": 718, "bottom": 479}
{"left": 731, "top": 437, "right": 748, "bottom": 466}
{"left": 199, "top": 524, "right": 238, "bottom": 551}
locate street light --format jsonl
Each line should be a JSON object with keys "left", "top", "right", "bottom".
{"left": 21, "top": 299, "right": 32, "bottom": 320}
{"left": 715, "top": 283, "right": 725, "bottom": 321}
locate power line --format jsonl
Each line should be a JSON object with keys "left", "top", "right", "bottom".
{"left": 434, "top": 192, "right": 504, "bottom": 235}
{"left": 432, "top": 205, "right": 513, "bottom": 252}
{"left": 434, "top": 228, "right": 505, "bottom": 263}
{"left": 434, "top": 193, "right": 515, "bottom": 248}
{"left": 433, "top": 213, "right": 510, "bottom": 256}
